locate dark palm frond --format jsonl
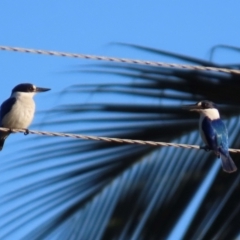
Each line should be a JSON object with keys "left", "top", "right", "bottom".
{"left": 1, "top": 45, "right": 240, "bottom": 239}
{"left": 113, "top": 42, "right": 220, "bottom": 67}
{"left": 209, "top": 44, "right": 240, "bottom": 64}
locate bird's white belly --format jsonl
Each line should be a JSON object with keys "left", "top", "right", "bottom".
{"left": 2, "top": 100, "right": 35, "bottom": 129}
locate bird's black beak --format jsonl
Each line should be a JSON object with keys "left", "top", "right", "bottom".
{"left": 35, "top": 87, "right": 51, "bottom": 92}
{"left": 182, "top": 104, "right": 201, "bottom": 111}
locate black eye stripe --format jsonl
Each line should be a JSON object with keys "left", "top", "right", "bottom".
{"left": 202, "top": 102, "right": 208, "bottom": 108}
{"left": 200, "top": 101, "right": 216, "bottom": 109}
{"left": 12, "top": 83, "right": 34, "bottom": 93}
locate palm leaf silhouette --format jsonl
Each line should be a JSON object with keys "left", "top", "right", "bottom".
{"left": 1, "top": 44, "right": 240, "bottom": 239}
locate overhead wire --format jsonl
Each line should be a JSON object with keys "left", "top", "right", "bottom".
{"left": 0, "top": 45, "right": 240, "bottom": 74}
{"left": 0, "top": 127, "right": 239, "bottom": 153}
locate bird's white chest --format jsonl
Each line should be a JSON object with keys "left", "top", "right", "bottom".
{"left": 2, "top": 97, "right": 35, "bottom": 128}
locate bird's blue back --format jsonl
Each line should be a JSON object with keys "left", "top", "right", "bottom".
{"left": 201, "top": 117, "right": 228, "bottom": 152}
{"left": 0, "top": 98, "right": 16, "bottom": 126}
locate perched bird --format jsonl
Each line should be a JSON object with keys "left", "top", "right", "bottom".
{"left": 183, "top": 100, "right": 237, "bottom": 173}
{"left": 0, "top": 83, "right": 50, "bottom": 150}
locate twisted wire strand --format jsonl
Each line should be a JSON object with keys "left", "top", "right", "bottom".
{"left": 0, "top": 45, "right": 240, "bottom": 74}
{"left": 0, "top": 127, "right": 239, "bottom": 153}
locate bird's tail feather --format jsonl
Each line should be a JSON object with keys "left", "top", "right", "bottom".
{"left": 0, "top": 132, "right": 9, "bottom": 151}
{"left": 219, "top": 149, "right": 237, "bottom": 173}
{"left": 0, "top": 138, "right": 5, "bottom": 151}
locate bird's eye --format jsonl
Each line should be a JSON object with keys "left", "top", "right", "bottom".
{"left": 202, "top": 102, "right": 208, "bottom": 108}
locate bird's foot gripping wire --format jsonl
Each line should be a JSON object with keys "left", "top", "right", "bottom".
{"left": 8, "top": 128, "right": 14, "bottom": 133}
{"left": 24, "top": 129, "right": 29, "bottom": 135}
{"left": 200, "top": 145, "right": 211, "bottom": 152}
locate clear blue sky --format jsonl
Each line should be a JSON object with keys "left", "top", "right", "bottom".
{"left": 1, "top": 1, "right": 240, "bottom": 99}
{"left": 0, "top": 1, "right": 240, "bottom": 239}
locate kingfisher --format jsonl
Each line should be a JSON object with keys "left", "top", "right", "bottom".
{"left": 183, "top": 100, "right": 237, "bottom": 173}
{"left": 0, "top": 83, "right": 50, "bottom": 150}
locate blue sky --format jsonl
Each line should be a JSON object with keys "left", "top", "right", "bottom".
{"left": 1, "top": 1, "right": 240, "bottom": 96}
{"left": 0, "top": 1, "right": 240, "bottom": 238}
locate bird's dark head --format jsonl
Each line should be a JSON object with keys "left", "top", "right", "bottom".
{"left": 12, "top": 83, "right": 51, "bottom": 95}
{"left": 182, "top": 100, "right": 218, "bottom": 111}
{"left": 195, "top": 100, "right": 218, "bottom": 110}
{"left": 182, "top": 100, "right": 220, "bottom": 119}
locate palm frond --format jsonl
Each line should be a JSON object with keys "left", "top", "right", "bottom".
{"left": 1, "top": 45, "right": 240, "bottom": 239}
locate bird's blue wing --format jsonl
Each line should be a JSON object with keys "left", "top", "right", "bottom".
{"left": 201, "top": 117, "right": 236, "bottom": 173}
{"left": 201, "top": 117, "right": 228, "bottom": 151}
{"left": 0, "top": 97, "right": 16, "bottom": 126}
{"left": 212, "top": 119, "right": 228, "bottom": 150}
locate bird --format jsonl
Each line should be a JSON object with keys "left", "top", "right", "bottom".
{"left": 0, "top": 83, "right": 50, "bottom": 151}
{"left": 183, "top": 100, "right": 237, "bottom": 173}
